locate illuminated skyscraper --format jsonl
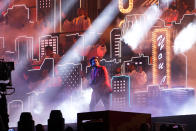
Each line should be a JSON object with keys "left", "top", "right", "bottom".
{"left": 111, "top": 75, "right": 131, "bottom": 110}
{"left": 110, "top": 28, "right": 121, "bottom": 62}
{"left": 57, "top": 63, "right": 82, "bottom": 93}
{"left": 15, "top": 36, "right": 33, "bottom": 61}
{"left": 123, "top": 54, "right": 151, "bottom": 73}
{"left": 39, "top": 35, "right": 58, "bottom": 60}
{"left": 37, "top": 0, "right": 56, "bottom": 31}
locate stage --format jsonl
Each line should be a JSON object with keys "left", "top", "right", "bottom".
{"left": 0, "top": 0, "right": 196, "bottom": 130}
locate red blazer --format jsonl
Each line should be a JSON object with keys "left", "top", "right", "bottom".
{"left": 90, "top": 65, "right": 112, "bottom": 93}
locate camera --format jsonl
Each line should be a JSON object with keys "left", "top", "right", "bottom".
{"left": 0, "top": 59, "right": 14, "bottom": 81}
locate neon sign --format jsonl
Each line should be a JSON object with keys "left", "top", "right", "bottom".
{"left": 152, "top": 28, "right": 171, "bottom": 87}
{"left": 119, "top": 0, "right": 133, "bottom": 14}
{"left": 118, "top": 0, "right": 159, "bottom": 14}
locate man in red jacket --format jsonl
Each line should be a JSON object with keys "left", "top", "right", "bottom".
{"left": 89, "top": 57, "right": 112, "bottom": 111}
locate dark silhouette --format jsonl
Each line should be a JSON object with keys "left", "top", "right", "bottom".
{"left": 36, "top": 124, "right": 45, "bottom": 131}
{"left": 48, "top": 110, "right": 65, "bottom": 131}
{"left": 18, "top": 112, "right": 34, "bottom": 131}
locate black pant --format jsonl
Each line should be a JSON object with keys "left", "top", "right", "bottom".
{"left": 89, "top": 90, "right": 110, "bottom": 111}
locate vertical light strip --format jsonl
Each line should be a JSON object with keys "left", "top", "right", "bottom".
{"left": 36, "top": 0, "right": 38, "bottom": 22}
{"left": 54, "top": 0, "right": 56, "bottom": 32}
{"left": 80, "top": 0, "right": 82, "bottom": 8}
{"left": 39, "top": 36, "right": 41, "bottom": 60}
{"left": 60, "top": 0, "right": 62, "bottom": 32}
{"left": 32, "top": 37, "right": 34, "bottom": 60}
{"left": 184, "top": 54, "right": 188, "bottom": 88}
{"left": 152, "top": 30, "right": 158, "bottom": 84}
{"left": 18, "top": 40, "right": 20, "bottom": 60}
{"left": 15, "top": 36, "right": 34, "bottom": 60}
{"left": 195, "top": 0, "right": 196, "bottom": 9}
{"left": 119, "top": 0, "right": 133, "bottom": 14}
{"left": 27, "top": 39, "right": 29, "bottom": 59}
{"left": 0, "top": 37, "right": 5, "bottom": 48}
{"left": 152, "top": 28, "right": 171, "bottom": 87}
{"left": 128, "top": 75, "right": 130, "bottom": 107}
{"left": 166, "top": 28, "right": 171, "bottom": 87}
{"left": 3, "top": 37, "right": 5, "bottom": 48}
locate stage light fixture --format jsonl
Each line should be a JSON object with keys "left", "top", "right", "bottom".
{"left": 48, "top": 110, "right": 65, "bottom": 131}
{"left": 17, "top": 112, "right": 34, "bottom": 131}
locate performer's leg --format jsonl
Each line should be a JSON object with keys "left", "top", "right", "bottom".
{"left": 89, "top": 91, "right": 101, "bottom": 111}
{"left": 101, "top": 93, "right": 111, "bottom": 110}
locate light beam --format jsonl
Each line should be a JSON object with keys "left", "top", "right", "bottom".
{"left": 174, "top": 22, "right": 196, "bottom": 54}
{"left": 122, "top": 5, "right": 161, "bottom": 50}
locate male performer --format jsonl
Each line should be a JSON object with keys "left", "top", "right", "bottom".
{"left": 89, "top": 57, "right": 112, "bottom": 111}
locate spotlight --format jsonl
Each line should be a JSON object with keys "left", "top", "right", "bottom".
{"left": 17, "top": 112, "right": 34, "bottom": 131}
{"left": 122, "top": 5, "right": 161, "bottom": 50}
{"left": 48, "top": 110, "right": 65, "bottom": 131}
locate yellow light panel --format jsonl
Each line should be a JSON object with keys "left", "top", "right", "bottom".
{"left": 152, "top": 28, "right": 171, "bottom": 87}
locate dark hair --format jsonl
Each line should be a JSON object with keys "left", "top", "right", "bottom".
{"left": 45, "top": 46, "right": 53, "bottom": 51}
{"left": 90, "top": 57, "right": 99, "bottom": 65}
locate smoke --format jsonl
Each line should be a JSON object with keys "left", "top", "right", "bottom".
{"left": 8, "top": 88, "right": 92, "bottom": 127}
{"left": 56, "top": 88, "right": 92, "bottom": 123}
{"left": 4, "top": 0, "right": 196, "bottom": 128}
{"left": 186, "top": 44, "right": 196, "bottom": 88}
{"left": 0, "top": 0, "right": 11, "bottom": 12}
{"left": 171, "top": 54, "right": 187, "bottom": 86}
{"left": 59, "top": 0, "right": 119, "bottom": 65}
{"left": 173, "top": 21, "right": 196, "bottom": 88}
{"left": 122, "top": 5, "right": 161, "bottom": 50}
{"left": 174, "top": 21, "right": 196, "bottom": 54}
{"left": 176, "top": 96, "right": 196, "bottom": 115}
